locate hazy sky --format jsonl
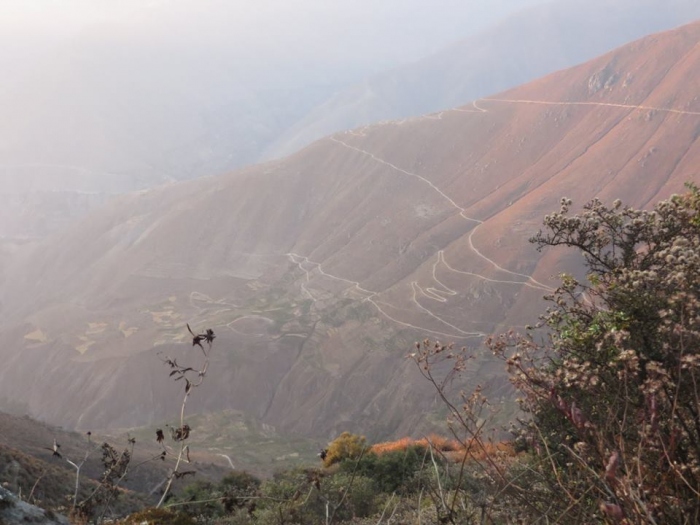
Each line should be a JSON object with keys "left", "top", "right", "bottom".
{"left": 0, "top": 0, "right": 551, "bottom": 193}
{"left": 0, "top": 0, "right": 547, "bottom": 72}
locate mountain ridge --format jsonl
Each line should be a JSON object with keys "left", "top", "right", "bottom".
{"left": 0, "top": 20, "right": 698, "bottom": 441}
{"left": 265, "top": 0, "right": 700, "bottom": 160}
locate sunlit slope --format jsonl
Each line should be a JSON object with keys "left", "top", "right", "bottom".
{"left": 0, "top": 21, "right": 698, "bottom": 440}
{"left": 265, "top": 0, "right": 700, "bottom": 160}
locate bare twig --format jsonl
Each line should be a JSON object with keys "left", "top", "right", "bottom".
{"left": 156, "top": 326, "right": 215, "bottom": 508}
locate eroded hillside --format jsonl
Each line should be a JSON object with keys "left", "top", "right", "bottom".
{"left": 0, "top": 21, "right": 698, "bottom": 442}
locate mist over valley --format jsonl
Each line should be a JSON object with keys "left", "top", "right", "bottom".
{"left": 0, "top": 0, "right": 699, "bottom": 494}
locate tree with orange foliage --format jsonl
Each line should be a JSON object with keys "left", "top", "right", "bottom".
{"left": 322, "top": 432, "right": 367, "bottom": 468}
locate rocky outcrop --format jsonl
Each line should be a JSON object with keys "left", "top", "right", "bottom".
{"left": 0, "top": 486, "right": 69, "bottom": 525}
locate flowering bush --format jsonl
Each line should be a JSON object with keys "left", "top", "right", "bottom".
{"left": 489, "top": 186, "right": 700, "bottom": 523}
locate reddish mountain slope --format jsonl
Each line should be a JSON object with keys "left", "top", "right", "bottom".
{"left": 0, "top": 22, "right": 698, "bottom": 441}
{"left": 265, "top": 0, "right": 700, "bottom": 160}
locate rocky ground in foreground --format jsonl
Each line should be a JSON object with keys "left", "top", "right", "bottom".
{"left": 0, "top": 485, "right": 69, "bottom": 525}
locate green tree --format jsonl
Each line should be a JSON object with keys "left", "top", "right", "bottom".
{"left": 176, "top": 479, "right": 224, "bottom": 519}
{"left": 341, "top": 446, "right": 426, "bottom": 494}
{"left": 220, "top": 471, "right": 261, "bottom": 515}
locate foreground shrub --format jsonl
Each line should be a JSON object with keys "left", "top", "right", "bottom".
{"left": 501, "top": 189, "right": 700, "bottom": 523}
{"left": 340, "top": 446, "right": 427, "bottom": 493}
{"left": 414, "top": 186, "right": 700, "bottom": 524}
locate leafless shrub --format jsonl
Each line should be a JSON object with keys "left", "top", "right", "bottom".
{"left": 155, "top": 324, "right": 215, "bottom": 508}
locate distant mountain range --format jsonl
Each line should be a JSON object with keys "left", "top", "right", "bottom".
{"left": 0, "top": 0, "right": 542, "bottom": 194}
{"left": 264, "top": 0, "right": 700, "bottom": 160}
{"left": 0, "top": 21, "right": 699, "bottom": 443}
{"left": 1, "top": 1, "right": 699, "bottom": 241}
